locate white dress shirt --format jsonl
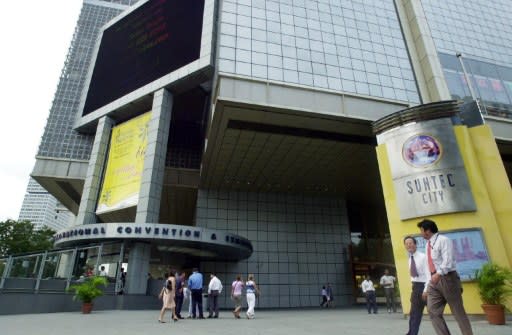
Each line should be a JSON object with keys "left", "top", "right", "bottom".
{"left": 426, "top": 233, "right": 457, "bottom": 275}
{"left": 380, "top": 275, "right": 396, "bottom": 288}
{"left": 361, "top": 279, "right": 375, "bottom": 293}
{"left": 409, "top": 250, "right": 431, "bottom": 293}
{"left": 208, "top": 276, "right": 223, "bottom": 293}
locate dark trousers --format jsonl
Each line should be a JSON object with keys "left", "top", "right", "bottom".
{"left": 407, "top": 282, "right": 426, "bottom": 335}
{"left": 365, "top": 291, "right": 377, "bottom": 313}
{"left": 208, "top": 290, "right": 219, "bottom": 316}
{"left": 191, "top": 289, "right": 203, "bottom": 318}
{"left": 320, "top": 296, "right": 328, "bottom": 307}
{"left": 175, "top": 295, "right": 184, "bottom": 317}
{"left": 427, "top": 272, "right": 473, "bottom": 335}
{"left": 384, "top": 287, "right": 396, "bottom": 312}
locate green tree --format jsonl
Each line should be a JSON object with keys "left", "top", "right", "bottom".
{"left": 0, "top": 219, "right": 56, "bottom": 257}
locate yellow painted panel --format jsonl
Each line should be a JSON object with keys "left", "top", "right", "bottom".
{"left": 97, "top": 112, "right": 151, "bottom": 214}
{"left": 376, "top": 123, "right": 512, "bottom": 315}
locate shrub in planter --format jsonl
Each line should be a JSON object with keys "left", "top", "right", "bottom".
{"left": 68, "top": 276, "right": 108, "bottom": 314}
{"left": 475, "top": 262, "right": 512, "bottom": 325}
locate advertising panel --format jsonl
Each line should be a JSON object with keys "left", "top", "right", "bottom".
{"left": 377, "top": 118, "right": 476, "bottom": 219}
{"left": 96, "top": 112, "right": 151, "bottom": 214}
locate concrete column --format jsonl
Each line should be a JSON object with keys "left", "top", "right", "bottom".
{"left": 75, "top": 116, "right": 115, "bottom": 225}
{"left": 394, "top": 0, "right": 451, "bottom": 102}
{"left": 125, "top": 242, "right": 151, "bottom": 294}
{"left": 135, "top": 88, "right": 173, "bottom": 223}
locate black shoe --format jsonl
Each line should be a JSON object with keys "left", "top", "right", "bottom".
{"left": 214, "top": 315, "right": 218, "bottom": 318}
{"left": 178, "top": 316, "right": 184, "bottom": 319}
{"left": 199, "top": 316, "right": 205, "bottom": 319}
{"left": 207, "top": 315, "right": 213, "bottom": 319}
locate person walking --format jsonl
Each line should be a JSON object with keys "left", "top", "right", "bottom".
{"left": 380, "top": 268, "right": 397, "bottom": 313}
{"left": 404, "top": 235, "right": 429, "bottom": 335}
{"left": 188, "top": 268, "right": 205, "bottom": 319}
{"left": 231, "top": 275, "right": 244, "bottom": 318}
{"left": 417, "top": 219, "right": 473, "bottom": 335}
{"left": 326, "top": 283, "right": 334, "bottom": 307}
{"left": 320, "top": 286, "right": 328, "bottom": 308}
{"left": 361, "top": 275, "right": 377, "bottom": 314}
{"left": 207, "top": 273, "right": 223, "bottom": 318}
{"left": 158, "top": 273, "right": 178, "bottom": 323}
{"left": 183, "top": 283, "right": 192, "bottom": 318}
{"left": 175, "top": 272, "right": 185, "bottom": 319}
{"left": 245, "top": 274, "right": 260, "bottom": 319}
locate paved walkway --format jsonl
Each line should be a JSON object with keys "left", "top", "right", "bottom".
{"left": 1, "top": 308, "right": 510, "bottom": 335}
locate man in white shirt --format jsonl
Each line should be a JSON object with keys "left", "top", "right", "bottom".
{"left": 99, "top": 266, "right": 108, "bottom": 277}
{"left": 404, "top": 235, "right": 429, "bottom": 335}
{"left": 379, "top": 268, "right": 397, "bottom": 313}
{"left": 361, "top": 275, "right": 377, "bottom": 314}
{"left": 417, "top": 219, "right": 473, "bottom": 335}
{"left": 207, "top": 273, "right": 223, "bottom": 318}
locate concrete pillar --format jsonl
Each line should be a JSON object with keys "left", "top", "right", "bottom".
{"left": 125, "top": 242, "right": 151, "bottom": 294}
{"left": 126, "top": 89, "right": 172, "bottom": 294}
{"left": 75, "top": 116, "right": 114, "bottom": 225}
{"left": 394, "top": 0, "right": 451, "bottom": 102}
{"left": 135, "top": 88, "right": 173, "bottom": 223}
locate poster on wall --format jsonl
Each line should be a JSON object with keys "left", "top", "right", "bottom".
{"left": 96, "top": 111, "right": 151, "bottom": 214}
{"left": 413, "top": 229, "right": 490, "bottom": 281}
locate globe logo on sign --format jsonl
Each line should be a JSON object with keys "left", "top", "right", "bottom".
{"left": 402, "top": 134, "right": 442, "bottom": 167}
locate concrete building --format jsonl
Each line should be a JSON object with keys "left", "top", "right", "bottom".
{"left": 18, "top": 178, "right": 73, "bottom": 231}
{"left": 6, "top": 0, "right": 510, "bottom": 313}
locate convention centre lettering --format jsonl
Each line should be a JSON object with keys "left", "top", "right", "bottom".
{"left": 54, "top": 227, "right": 107, "bottom": 242}
{"left": 53, "top": 225, "right": 252, "bottom": 251}
{"left": 405, "top": 173, "right": 455, "bottom": 204}
{"left": 115, "top": 226, "right": 201, "bottom": 238}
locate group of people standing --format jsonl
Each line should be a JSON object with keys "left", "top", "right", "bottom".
{"left": 158, "top": 268, "right": 260, "bottom": 322}
{"left": 361, "top": 219, "right": 474, "bottom": 335}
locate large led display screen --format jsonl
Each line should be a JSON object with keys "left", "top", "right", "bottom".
{"left": 83, "top": 0, "right": 205, "bottom": 116}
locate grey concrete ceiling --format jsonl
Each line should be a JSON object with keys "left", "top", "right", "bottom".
{"left": 201, "top": 101, "right": 385, "bottom": 206}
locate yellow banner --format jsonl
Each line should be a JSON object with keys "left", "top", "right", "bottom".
{"left": 96, "top": 112, "right": 151, "bottom": 214}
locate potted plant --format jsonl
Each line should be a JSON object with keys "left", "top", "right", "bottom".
{"left": 68, "top": 276, "right": 108, "bottom": 314}
{"left": 475, "top": 262, "right": 512, "bottom": 325}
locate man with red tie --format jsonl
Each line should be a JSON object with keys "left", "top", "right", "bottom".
{"left": 417, "top": 219, "right": 473, "bottom": 335}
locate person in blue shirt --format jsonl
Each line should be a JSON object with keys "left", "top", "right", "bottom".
{"left": 187, "top": 268, "right": 204, "bottom": 319}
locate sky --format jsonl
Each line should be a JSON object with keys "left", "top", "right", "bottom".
{"left": 0, "top": 1, "right": 83, "bottom": 221}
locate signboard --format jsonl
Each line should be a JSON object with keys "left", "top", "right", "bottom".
{"left": 53, "top": 223, "right": 253, "bottom": 260}
{"left": 97, "top": 112, "right": 151, "bottom": 214}
{"left": 377, "top": 118, "right": 476, "bottom": 219}
{"left": 412, "top": 229, "right": 489, "bottom": 281}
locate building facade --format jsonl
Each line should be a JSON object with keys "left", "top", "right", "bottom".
{"left": 19, "top": 0, "right": 511, "bottom": 311}
{"left": 18, "top": 178, "right": 73, "bottom": 231}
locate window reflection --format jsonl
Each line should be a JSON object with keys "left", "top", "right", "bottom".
{"left": 440, "top": 53, "right": 512, "bottom": 119}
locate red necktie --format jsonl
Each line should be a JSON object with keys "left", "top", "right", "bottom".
{"left": 427, "top": 240, "right": 436, "bottom": 273}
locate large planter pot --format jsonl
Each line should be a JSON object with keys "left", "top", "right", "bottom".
{"left": 481, "top": 304, "right": 505, "bottom": 325}
{"left": 81, "top": 303, "right": 93, "bottom": 314}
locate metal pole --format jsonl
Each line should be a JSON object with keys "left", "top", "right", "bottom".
{"left": 35, "top": 251, "right": 48, "bottom": 293}
{"left": 65, "top": 248, "right": 78, "bottom": 291}
{"left": 456, "top": 52, "right": 486, "bottom": 121}
{"left": 0, "top": 256, "right": 13, "bottom": 290}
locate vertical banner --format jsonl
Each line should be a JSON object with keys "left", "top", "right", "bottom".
{"left": 96, "top": 112, "right": 151, "bottom": 214}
